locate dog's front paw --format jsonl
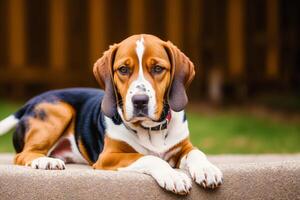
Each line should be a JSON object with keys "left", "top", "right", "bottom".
{"left": 183, "top": 150, "right": 223, "bottom": 189}
{"left": 188, "top": 160, "right": 223, "bottom": 189}
{"left": 118, "top": 155, "right": 192, "bottom": 195}
{"left": 26, "top": 157, "right": 66, "bottom": 170}
{"left": 152, "top": 169, "right": 192, "bottom": 195}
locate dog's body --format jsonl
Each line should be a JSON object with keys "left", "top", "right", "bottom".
{"left": 0, "top": 34, "right": 223, "bottom": 195}
{"left": 11, "top": 88, "right": 106, "bottom": 165}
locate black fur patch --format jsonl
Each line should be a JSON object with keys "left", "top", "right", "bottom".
{"left": 157, "top": 103, "right": 170, "bottom": 122}
{"left": 183, "top": 112, "right": 187, "bottom": 122}
{"left": 13, "top": 118, "right": 29, "bottom": 153}
{"left": 111, "top": 112, "right": 122, "bottom": 125}
{"left": 33, "top": 109, "right": 47, "bottom": 121}
{"left": 13, "top": 88, "right": 107, "bottom": 163}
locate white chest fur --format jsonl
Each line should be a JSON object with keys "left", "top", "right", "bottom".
{"left": 105, "top": 110, "right": 189, "bottom": 156}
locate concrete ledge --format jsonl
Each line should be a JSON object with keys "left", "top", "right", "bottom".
{"left": 1, "top": 154, "right": 300, "bottom": 200}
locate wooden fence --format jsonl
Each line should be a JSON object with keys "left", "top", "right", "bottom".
{"left": 0, "top": 0, "right": 298, "bottom": 100}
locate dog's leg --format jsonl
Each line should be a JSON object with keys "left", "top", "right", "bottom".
{"left": 93, "top": 152, "right": 143, "bottom": 170}
{"left": 179, "top": 148, "right": 223, "bottom": 189}
{"left": 118, "top": 155, "right": 192, "bottom": 195}
{"left": 14, "top": 102, "right": 74, "bottom": 170}
{"left": 168, "top": 138, "right": 223, "bottom": 189}
{"left": 93, "top": 136, "right": 192, "bottom": 195}
{"left": 95, "top": 152, "right": 192, "bottom": 195}
{"left": 92, "top": 136, "right": 144, "bottom": 170}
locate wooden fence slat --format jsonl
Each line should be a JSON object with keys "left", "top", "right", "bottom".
{"left": 188, "top": 0, "right": 202, "bottom": 65}
{"left": 89, "top": 0, "right": 107, "bottom": 65}
{"left": 8, "top": 0, "right": 26, "bottom": 68}
{"left": 165, "top": 0, "right": 183, "bottom": 47}
{"left": 266, "top": 0, "right": 279, "bottom": 79}
{"left": 227, "top": 0, "right": 245, "bottom": 77}
{"left": 188, "top": 0, "right": 203, "bottom": 98}
{"left": 49, "top": 0, "right": 67, "bottom": 70}
{"left": 129, "top": 0, "right": 145, "bottom": 35}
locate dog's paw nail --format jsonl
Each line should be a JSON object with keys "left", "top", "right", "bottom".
{"left": 30, "top": 157, "right": 65, "bottom": 170}
{"left": 154, "top": 170, "right": 192, "bottom": 195}
{"left": 187, "top": 158, "right": 223, "bottom": 190}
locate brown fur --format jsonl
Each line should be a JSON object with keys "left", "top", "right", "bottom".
{"left": 78, "top": 139, "right": 93, "bottom": 165}
{"left": 163, "top": 41, "right": 195, "bottom": 111}
{"left": 91, "top": 35, "right": 197, "bottom": 170}
{"left": 165, "top": 138, "right": 195, "bottom": 168}
{"left": 93, "top": 35, "right": 172, "bottom": 121}
{"left": 14, "top": 102, "right": 75, "bottom": 166}
{"left": 93, "top": 44, "right": 119, "bottom": 118}
{"left": 93, "top": 34, "right": 195, "bottom": 118}
{"left": 93, "top": 136, "right": 195, "bottom": 170}
{"left": 113, "top": 35, "right": 171, "bottom": 120}
{"left": 164, "top": 41, "right": 195, "bottom": 89}
{"left": 93, "top": 136, "right": 143, "bottom": 170}
{"left": 18, "top": 35, "right": 196, "bottom": 172}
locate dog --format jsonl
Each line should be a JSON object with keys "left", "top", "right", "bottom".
{"left": 0, "top": 34, "right": 223, "bottom": 195}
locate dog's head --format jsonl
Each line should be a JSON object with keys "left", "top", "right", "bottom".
{"left": 93, "top": 34, "right": 195, "bottom": 123}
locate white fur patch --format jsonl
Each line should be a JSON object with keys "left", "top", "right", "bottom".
{"left": 68, "top": 135, "right": 89, "bottom": 164}
{"left": 105, "top": 114, "right": 149, "bottom": 155}
{"left": 179, "top": 149, "right": 223, "bottom": 188}
{"left": 118, "top": 155, "right": 192, "bottom": 195}
{"left": 136, "top": 36, "right": 145, "bottom": 76}
{"left": 0, "top": 115, "right": 19, "bottom": 136}
{"left": 110, "top": 109, "right": 189, "bottom": 154}
{"left": 125, "top": 36, "right": 156, "bottom": 120}
{"left": 27, "top": 157, "right": 66, "bottom": 170}
{"left": 164, "top": 146, "right": 182, "bottom": 165}
{"left": 47, "top": 135, "right": 88, "bottom": 164}
{"left": 107, "top": 106, "right": 223, "bottom": 190}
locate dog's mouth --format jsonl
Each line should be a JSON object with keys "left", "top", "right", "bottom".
{"left": 128, "top": 115, "right": 152, "bottom": 123}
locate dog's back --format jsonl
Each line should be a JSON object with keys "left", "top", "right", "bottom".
{"left": 0, "top": 88, "right": 106, "bottom": 162}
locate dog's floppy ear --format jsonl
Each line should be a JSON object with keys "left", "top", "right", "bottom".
{"left": 93, "top": 44, "right": 119, "bottom": 118}
{"left": 164, "top": 41, "right": 195, "bottom": 111}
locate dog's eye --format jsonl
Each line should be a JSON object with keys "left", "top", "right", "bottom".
{"left": 118, "top": 66, "right": 130, "bottom": 75}
{"left": 151, "top": 65, "right": 164, "bottom": 74}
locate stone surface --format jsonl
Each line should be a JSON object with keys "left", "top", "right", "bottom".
{"left": 0, "top": 154, "right": 300, "bottom": 200}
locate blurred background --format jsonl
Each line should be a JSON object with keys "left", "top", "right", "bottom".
{"left": 0, "top": 0, "right": 299, "bottom": 154}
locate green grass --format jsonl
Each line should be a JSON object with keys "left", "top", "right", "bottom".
{"left": 0, "top": 101, "right": 21, "bottom": 152}
{"left": 188, "top": 113, "right": 300, "bottom": 154}
{"left": 0, "top": 101, "right": 299, "bottom": 154}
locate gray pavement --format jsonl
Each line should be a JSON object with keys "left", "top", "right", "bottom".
{"left": 0, "top": 154, "right": 300, "bottom": 200}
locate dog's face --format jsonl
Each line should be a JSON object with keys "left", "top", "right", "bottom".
{"left": 113, "top": 36, "right": 171, "bottom": 122}
{"left": 93, "top": 34, "right": 195, "bottom": 123}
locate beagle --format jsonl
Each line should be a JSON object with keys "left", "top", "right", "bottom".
{"left": 0, "top": 34, "right": 223, "bottom": 195}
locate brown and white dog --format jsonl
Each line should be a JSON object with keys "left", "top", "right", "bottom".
{"left": 0, "top": 34, "right": 222, "bottom": 195}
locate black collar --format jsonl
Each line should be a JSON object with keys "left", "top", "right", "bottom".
{"left": 140, "top": 120, "right": 168, "bottom": 131}
{"left": 139, "top": 109, "right": 172, "bottom": 131}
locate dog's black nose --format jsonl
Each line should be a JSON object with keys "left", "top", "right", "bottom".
{"left": 132, "top": 94, "right": 149, "bottom": 110}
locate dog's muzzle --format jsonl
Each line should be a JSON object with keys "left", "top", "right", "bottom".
{"left": 132, "top": 94, "right": 149, "bottom": 117}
